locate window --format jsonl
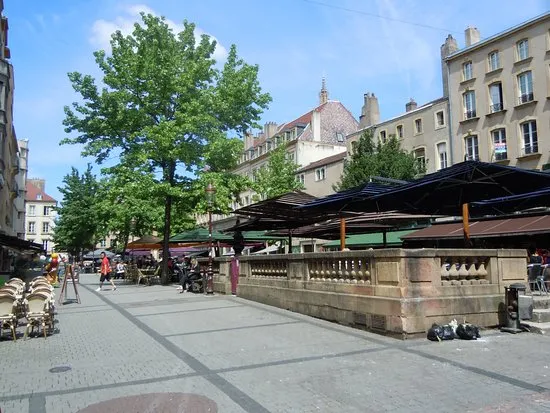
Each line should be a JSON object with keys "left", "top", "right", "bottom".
{"left": 517, "top": 71, "right": 533, "bottom": 104}
{"left": 489, "top": 83, "right": 503, "bottom": 112}
{"left": 463, "top": 61, "right": 473, "bottom": 80}
{"left": 315, "top": 167, "right": 326, "bottom": 181}
{"left": 488, "top": 51, "right": 500, "bottom": 71}
{"left": 435, "top": 110, "right": 445, "bottom": 127}
{"left": 36, "top": 194, "right": 42, "bottom": 200}
{"left": 492, "top": 129, "right": 507, "bottom": 161}
{"left": 414, "top": 118, "right": 423, "bottom": 134}
{"left": 42, "top": 222, "right": 49, "bottom": 234}
{"left": 336, "top": 132, "right": 344, "bottom": 142}
{"left": 414, "top": 148, "right": 426, "bottom": 170}
{"left": 437, "top": 142, "right": 448, "bottom": 170}
{"left": 396, "top": 125, "right": 403, "bottom": 138}
{"left": 28, "top": 221, "right": 35, "bottom": 234}
{"left": 521, "top": 120, "right": 538, "bottom": 155}
{"left": 244, "top": 196, "right": 250, "bottom": 206}
{"left": 517, "top": 39, "right": 529, "bottom": 60}
{"left": 463, "top": 91, "right": 477, "bottom": 119}
{"left": 379, "top": 130, "right": 387, "bottom": 143}
{"left": 465, "top": 135, "right": 479, "bottom": 161}
{"left": 42, "top": 240, "right": 49, "bottom": 251}
{"left": 43, "top": 206, "right": 50, "bottom": 216}
{"left": 298, "top": 174, "right": 305, "bottom": 185}
{"left": 100, "top": 239, "right": 106, "bottom": 247}
{"left": 29, "top": 205, "right": 35, "bottom": 216}
{"left": 110, "top": 239, "right": 116, "bottom": 248}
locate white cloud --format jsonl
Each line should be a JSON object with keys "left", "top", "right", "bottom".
{"left": 89, "top": 4, "right": 227, "bottom": 60}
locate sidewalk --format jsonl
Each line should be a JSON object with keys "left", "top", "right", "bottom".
{"left": 1, "top": 274, "right": 550, "bottom": 412}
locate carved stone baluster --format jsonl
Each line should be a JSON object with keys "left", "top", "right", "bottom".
{"left": 440, "top": 260, "right": 450, "bottom": 286}
{"left": 448, "top": 258, "right": 460, "bottom": 285}
{"left": 477, "top": 258, "right": 489, "bottom": 284}
{"left": 458, "top": 258, "right": 470, "bottom": 285}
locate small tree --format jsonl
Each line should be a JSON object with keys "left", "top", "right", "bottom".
{"left": 336, "top": 130, "right": 424, "bottom": 191}
{"left": 252, "top": 145, "right": 304, "bottom": 200}
{"left": 53, "top": 165, "right": 102, "bottom": 258}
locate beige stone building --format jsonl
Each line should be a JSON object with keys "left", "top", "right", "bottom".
{"left": 25, "top": 179, "right": 57, "bottom": 253}
{"left": 296, "top": 152, "right": 346, "bottom": 197}
{"left": 13, "top": 139, "right": 28, "bottom": 238}
{"left": 346, "top": 94, "right": 450, "bottom": 174}
{"left": 206, "top": 82, "right": 359, "bottom": 230}
{"left": 444, "top": 12, "right": 550, "bottom": 169}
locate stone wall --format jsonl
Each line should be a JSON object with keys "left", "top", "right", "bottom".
{"left": 208, "top": 248, "right": 527, "bottom": 339}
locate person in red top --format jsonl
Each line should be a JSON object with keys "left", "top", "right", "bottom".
{"left": 96, "top": 252, "right": 117, "bottom": 292}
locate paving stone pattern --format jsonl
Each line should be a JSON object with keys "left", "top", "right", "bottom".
{"left": 1, "top": 274, "right": 550, "bottom": 412}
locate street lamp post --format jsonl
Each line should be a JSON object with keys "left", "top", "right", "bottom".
{"left": 205, "top": 182, "right": 216, "bottom": 295}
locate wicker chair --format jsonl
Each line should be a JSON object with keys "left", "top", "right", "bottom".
{"left": 23, "top": 292, "right": 54, "bottom": 339}
{"left": 0, "top": 295, "right": 18, "bottom": 341}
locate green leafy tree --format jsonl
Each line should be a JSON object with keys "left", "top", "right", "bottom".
{"left": 53, "top": 165, "right": 102, "bottom": 258}
{"left": 61, "top": 13, "right": 271, "bottom": 282}
{"left": 252, "top": 145, "right": 304, "bottom": 200}
{"left": 336, "top": 130, "right": 425, "bottom": 191}
{"left": 98, "top": 165, "right": 164, "bottom": 255}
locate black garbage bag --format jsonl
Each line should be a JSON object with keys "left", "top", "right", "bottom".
{"left": 456, "top": 323, "right": 481, "bottom": 340}
{"left": 427, "top": 323, "right": 455, "bottom": 341}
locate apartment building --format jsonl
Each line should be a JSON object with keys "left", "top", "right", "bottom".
{"left": 13, "top": 139, "right": 28, "bottom": 238}
{"left": 346, "top": 94, "right": 450, "bottom": 174}
{"left": 0, "top": 0, "right": 19, "bottom": 238}
{"left": 25, "top": 179, "right": 57, "bottom": 253}
{"left": 444, "top": 12, "right": 550, "bottom": 169}
{"left": 296, "top": 152, "right": 346, "bottom": 197}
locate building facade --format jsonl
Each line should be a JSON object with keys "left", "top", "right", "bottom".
{"left": 13, "top": 139, "right": 28, "bottom": 238}
{"left": 296, "top": 151, "right": 346, "bottom": 197}
{"left": 444, "top": 13, "right": 550, "bottom": 170}
{"left": 25, "top": 179, "right": 57, "bottom": 253}
{"left": 346, "top": 94, "right": 450, "bottom": 174}
{"left": 0, "top": 0, "right": 20, "bottom": 238}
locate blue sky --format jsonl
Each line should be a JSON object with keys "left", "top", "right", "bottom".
{"left": 6, "top": 0, "right": 549, "bottom": 202}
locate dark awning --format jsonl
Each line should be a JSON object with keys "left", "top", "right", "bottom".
{"left": 0, "top": 233, "right": 43, "bottom": 252}
{"left": 402, "top": 214, "right": 550, "bottom": 240}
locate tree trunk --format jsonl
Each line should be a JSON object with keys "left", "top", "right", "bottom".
{"left": 160, "top": 161, "right": 176, "bottom": 284}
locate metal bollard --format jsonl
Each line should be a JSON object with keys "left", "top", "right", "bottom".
{"left": 501, "top": 283, "right": 526, "bottom": 333}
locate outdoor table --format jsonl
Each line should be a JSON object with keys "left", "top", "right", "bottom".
{"left": 136, "top": 268, "right": 158, "bottom": 286}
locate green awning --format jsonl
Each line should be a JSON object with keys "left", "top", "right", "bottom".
{"left": 240, "top": 231, "right": 287, "bottom": 241}
{"left": 322, "top": 229, "right": 416, "bottom": 248}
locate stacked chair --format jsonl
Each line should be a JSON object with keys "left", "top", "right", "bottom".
{"left": 0, "top": 276, "right": 57, "bottom": 341}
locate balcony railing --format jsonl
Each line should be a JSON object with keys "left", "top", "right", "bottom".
{"left": 493, "top": 150, "right": 507, "bottom": 161}
{"left": 518, "top": 93, "right": 534, "bottom": 104}
{"left": 522, "top": 142, "right": 539, "bottom": 155}
{"left": 490, "top": 103, "right": 503, "bottom": 113}
{"left": 464, "top": 110, "right": 477, "bottom": 119}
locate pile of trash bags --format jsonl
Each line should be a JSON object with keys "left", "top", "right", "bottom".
{"left": 427, "top": 319, "right": 481, "bottom": 341}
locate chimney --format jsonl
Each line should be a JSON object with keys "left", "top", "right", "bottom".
{"left": 244, "top": 131, "right": 254, "bottom": 150}
{"left": 465, "top": 27, "right": 480, "bottom": 47}
{"left": 441, "top": 34, "right": 458, "bottom": 97}
{"left": 358, "top": 92, "right": 380, "bottom": 129}
{"left": 405, "top": 98, "right": 417, "bottom": 112}
{"left": 263, "top": 121, "right": 278, "bottom": 140}
{"left": 311, "top": 109, "right": 321, "bottom": 141}
{"left": 28, "top": 178, "right": 45, "bottom": 192}
{"left": 319, "top": 77, "right": 328, "bottom": 105}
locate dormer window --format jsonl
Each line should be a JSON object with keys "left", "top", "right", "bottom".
{"left": 36, "top": 194, "right": 42, "bottom": 200}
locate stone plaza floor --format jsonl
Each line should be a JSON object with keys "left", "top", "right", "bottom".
{"left": 1, "top": 274, "right": 550, "bottom": 412}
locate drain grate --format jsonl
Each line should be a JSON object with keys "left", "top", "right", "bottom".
{"left": 49, "top": 366, "right": 72, "bottom": 373}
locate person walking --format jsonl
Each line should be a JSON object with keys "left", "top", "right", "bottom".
{"left": 96, "top": 252, "right": 117, "bottom": 291}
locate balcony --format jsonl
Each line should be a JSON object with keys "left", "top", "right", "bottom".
{"left": 460, "top": 110, "right": 479, "bottom": 124}
{"left": 517, "top": 93, "right": 534, "bottom": 105}
{"left": 517, "top": 143, "right": 541, "bottom": 161}
{"left": 490, "top": 103, "right": 503, "bottom": 113}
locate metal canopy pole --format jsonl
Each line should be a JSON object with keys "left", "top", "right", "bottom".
{"left": 340, "top": 217, "right": 346, "bottom": 251}
{"left": 462, "top": 203, "right": 472, "bottom": 248}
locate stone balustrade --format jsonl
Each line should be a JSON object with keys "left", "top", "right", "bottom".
{"left": 209, "top": 248, "right": 528, "bottom": 338}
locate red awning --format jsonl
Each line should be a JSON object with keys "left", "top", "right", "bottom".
{"left": 403, "top": 214, "right": 550, "bottom": 240}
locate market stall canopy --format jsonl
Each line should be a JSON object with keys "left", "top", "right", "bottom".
{"left": 126, "top": 235, "right": 162, "bottom": 250}
{"left": 230, "top": 191, "right": 363, "bottom": 232}
{"left": 323, "top": 229, "right": 416, "bottom": 249}
{"left": 402, "top": 214, "right": 550, "bottom": 241}
{"left": 169, "top": 228, "right": 233, "bottom": 243}
{"left": 268, "top": 212, "right": 432, "bottom": 239}
{"left": 471, "top": 187, "right": 550, "bottom": 215}
{"left": 305, "top": 161, "right": 550, "bottom": 217}
{"left": 0, "top": 233, "right": 43, "bottom": 252}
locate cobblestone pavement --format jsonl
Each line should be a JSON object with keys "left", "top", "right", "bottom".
{"left": 2, "top": 274, "right": 550, "bottom": 412}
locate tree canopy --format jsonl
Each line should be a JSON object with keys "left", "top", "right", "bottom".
{"left": 336, "top": 130, "right": 425, "bottom": 191}
{"left": 52, "top": 165, "right": 102, "bottom": 257}
{"left": 61, "top": 13, "right": 271, "bottom": 282}
{"left": 252, "top": 145, "right": 304, "bottom": 200}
